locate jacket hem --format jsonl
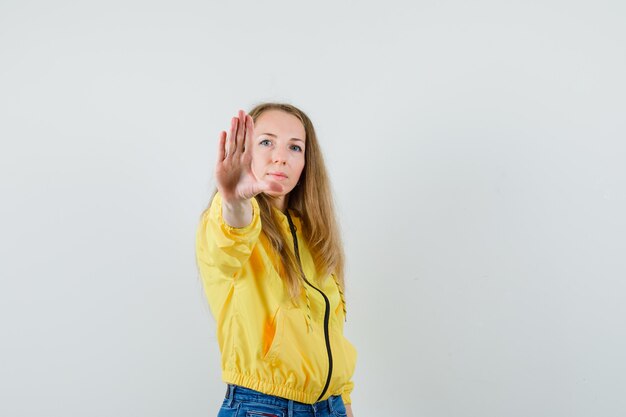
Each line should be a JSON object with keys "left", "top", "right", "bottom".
{"left": 222, "top": 370, "right": 337, "bottom": 405}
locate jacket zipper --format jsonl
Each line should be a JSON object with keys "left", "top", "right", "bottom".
{"left": 285, "top": 211, "right": 333, "bottom": 403}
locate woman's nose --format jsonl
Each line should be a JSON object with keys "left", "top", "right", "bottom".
{"left": 272, "top": 149, "right": 287, "bottom": 164}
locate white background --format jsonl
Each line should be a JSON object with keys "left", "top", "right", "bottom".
{"left": 1, "top": 1, "right": 625, "bottom": 416}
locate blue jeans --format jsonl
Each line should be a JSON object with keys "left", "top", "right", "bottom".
{"left": 217, "top": 384, "right": 348, "bottom": 417}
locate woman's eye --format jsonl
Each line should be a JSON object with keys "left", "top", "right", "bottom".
{"left": 290, "top": 145, "right": 303, "bottom": 152}
{"left": 259, "top": 139, "right": 271, "bottom": 146}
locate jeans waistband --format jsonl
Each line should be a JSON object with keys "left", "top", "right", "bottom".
{"left": 224, "top": 384, "right": 342, "bottom": 413}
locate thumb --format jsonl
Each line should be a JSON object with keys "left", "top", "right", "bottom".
{"left": 241, "top": 180, "right": 284, "bottom": 200}
{"left": 255, "top": 180, "right": 284, "bottom": 195}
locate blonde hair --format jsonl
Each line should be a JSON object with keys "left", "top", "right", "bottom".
{"left": 207, "top": 102, "right": 345, "bottom": 301}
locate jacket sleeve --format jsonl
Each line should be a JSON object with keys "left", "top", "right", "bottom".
{"left": 195, "top": 192, "right": 262, "bottom": 283}
{"left": 341, "top": 380, "right": 354, "bottom": 405}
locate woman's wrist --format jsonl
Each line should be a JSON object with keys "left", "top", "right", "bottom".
{"left": 221, "top": 198, "right": 253, "bottom": 228}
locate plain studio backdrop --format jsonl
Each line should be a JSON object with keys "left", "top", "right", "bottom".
{"left": 1, "top": 1, "right": 625, "bottom": 416}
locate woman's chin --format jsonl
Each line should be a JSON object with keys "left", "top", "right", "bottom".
{"left": 263, "top": 190, "right": 284, "bottom": 198}
{"left": 263, "top": 186, "right": 293, "bottom": 198}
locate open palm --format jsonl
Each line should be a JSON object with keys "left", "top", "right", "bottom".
{"left": 215, "top": 110, "right": 282, "bottom": 203}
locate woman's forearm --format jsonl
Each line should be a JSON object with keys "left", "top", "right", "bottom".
{"left": 346, "top": 403, "right": 354, "bottom": 417}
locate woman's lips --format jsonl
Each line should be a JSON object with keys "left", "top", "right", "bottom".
{"left": 268, "top": 173, "right": 288, "bottom": 179}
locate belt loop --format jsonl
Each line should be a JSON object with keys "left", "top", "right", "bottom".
{"left": 328, "top": 395, "right": 335, "bottom": 414}
{"left": 288, "top": 399, "right": 293, "bottom": 417}
{"left": 226, "top": 384, "right": 236, "bottom": 407}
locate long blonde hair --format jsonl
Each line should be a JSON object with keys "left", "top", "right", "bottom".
{"left": 207, "top": 102, "right": 345, "bottom": 301}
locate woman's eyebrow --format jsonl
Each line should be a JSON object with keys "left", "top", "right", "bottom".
{"left": 260, "top": 133, "right": 304, "bottom": 142}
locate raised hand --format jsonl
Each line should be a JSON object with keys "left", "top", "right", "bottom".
{"left": 215, "top": 110, "right": 283, "bottom": 206}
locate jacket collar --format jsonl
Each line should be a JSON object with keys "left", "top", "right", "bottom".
{"left": 271, "top": 205, "right": 301, "bottom": 231}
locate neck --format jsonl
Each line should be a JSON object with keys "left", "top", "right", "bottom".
{"left": 270, "top": 195, "right": 287, "bottom": 212}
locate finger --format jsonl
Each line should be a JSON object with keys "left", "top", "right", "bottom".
{"left": 235, "top": 110, "right": 246, "bottom": 155}
{"left": 227, "top": 117, "right": 238, "bottom": 158}
{"left": 216, "top": 131, "right": 227, "bottom": 162}
{"left": 243, "top": 114, "right": 254, "bottom": 154}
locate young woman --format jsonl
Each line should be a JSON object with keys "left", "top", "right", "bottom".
{"left": 196, "top": 103, "right": 357, "bottom": 417}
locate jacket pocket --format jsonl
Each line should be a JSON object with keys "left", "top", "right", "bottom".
{"left": 262, "top": 307, "right": 284, "bottom": 363}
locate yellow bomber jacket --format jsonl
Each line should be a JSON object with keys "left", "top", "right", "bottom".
{"left": 195, "top": 193, "right": 357, "bottom": 405}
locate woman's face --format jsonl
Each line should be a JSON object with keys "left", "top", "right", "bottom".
{"left": 251, "top": 109, "right": 306, "bottom": 202}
